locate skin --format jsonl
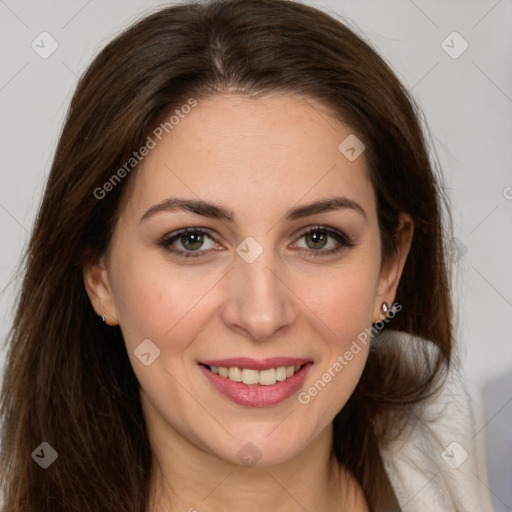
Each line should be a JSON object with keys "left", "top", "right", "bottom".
{"left": 84, "top": 92, "right": 413, "bottom": 511}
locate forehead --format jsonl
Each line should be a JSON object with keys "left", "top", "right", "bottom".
{"left": 119, "top": 93, "right": 376, "bottom": 225}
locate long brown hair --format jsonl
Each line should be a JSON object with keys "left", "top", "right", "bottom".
{"left": 0, "top": 0, "right": 453, "bottom": 510}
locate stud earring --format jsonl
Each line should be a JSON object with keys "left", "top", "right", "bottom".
{"left": 101, "top": 314, "right": 107, "bottom": 323}
{"left": 381, "top": 302, "right": 389, "bottom": 316}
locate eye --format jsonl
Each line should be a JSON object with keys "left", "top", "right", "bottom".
{"left": 291, "top": 225, "right": 355, "bottom": 256}
{"left": 159, "top": 228, "right": 220, "bottom": 257}
{"left": 159, "top": 225, "right": 355, "bottom": 259}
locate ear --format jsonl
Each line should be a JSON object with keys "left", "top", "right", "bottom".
{"left": 83, "top": 258, "right": 119, "bottom": 326}
{"left": 373, "top": 213, "right": 414, "bottom": 322}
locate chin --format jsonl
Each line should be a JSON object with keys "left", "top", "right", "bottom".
{"left": 207, "top": 423, "right": 318, "bottom": 468}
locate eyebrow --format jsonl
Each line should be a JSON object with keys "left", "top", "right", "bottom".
{"left": 140, "top": 196, "right": 367, "bottom": 223}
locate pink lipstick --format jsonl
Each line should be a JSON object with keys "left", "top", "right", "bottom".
{"left": 199, "top": 357, "right": 313, "bottom": 407}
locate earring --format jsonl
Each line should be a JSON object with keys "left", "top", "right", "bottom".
{"left": 381, "top": 302, "right": 389, "bottom": 317}
{"left": 101, "top": 314, "right": 107, "bottom": 323}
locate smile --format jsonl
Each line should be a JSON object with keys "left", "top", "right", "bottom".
{"left": 199, "top": 357, "right": 313, "bottom": 407}
{"left": 209, "top": 364, "right": 303, "bottom": 385}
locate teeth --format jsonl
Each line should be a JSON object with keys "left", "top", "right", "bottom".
{"left": 259, "top": 368, "right": 276, "bottom": 386}
{"left": 228, "top": 367, "right": 242, "bottom": 382}
{"left": 210, "top": 364, "right": 303, "bottom": 385}
{"left": 241, "top": 369, "right": 259, "bottom": 385}
{"left": 276, "top": 367, "right": 287, "bottom": 381}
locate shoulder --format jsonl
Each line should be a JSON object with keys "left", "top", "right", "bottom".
{"left": 377, "top": 329, "right": 495, "bottom": 512}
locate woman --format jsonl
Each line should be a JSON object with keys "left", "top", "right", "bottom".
{"left": 0, "top": 0, "right": 494, "bottom": 510}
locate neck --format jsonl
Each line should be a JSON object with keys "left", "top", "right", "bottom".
{"left": 146, "top": 411, "right": 368, "bottom": 512}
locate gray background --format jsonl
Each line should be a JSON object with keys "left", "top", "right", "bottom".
{"left": 1, "top": 1, "right": 511, "bottom": 510}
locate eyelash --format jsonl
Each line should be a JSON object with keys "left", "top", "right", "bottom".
{"left": 158, "top": 225, "right": 355, "bottom": 259}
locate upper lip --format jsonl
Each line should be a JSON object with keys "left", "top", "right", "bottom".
{"left": 200, "top": 357, "right": 312, "bottom": 370}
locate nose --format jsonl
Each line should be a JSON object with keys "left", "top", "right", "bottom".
{"left": 220, "top": 246, "right": 297, "bottom": 342}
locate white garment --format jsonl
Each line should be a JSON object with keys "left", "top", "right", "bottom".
{"left": 379, "top": 330, "right": 495, "bottom": 512}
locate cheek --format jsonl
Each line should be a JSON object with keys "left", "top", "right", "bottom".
{"left": 110, "top": 249, "right": 223, "bottom": 348}
{"left": 295, "top": 252, "right": 379, "bottom": 417}
{"left": 303, "top": 258, "right": 380, "bottom": 338}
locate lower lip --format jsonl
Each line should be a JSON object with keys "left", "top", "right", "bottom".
{"left": 199, "top": 363, "right": 313, "bottom": 407}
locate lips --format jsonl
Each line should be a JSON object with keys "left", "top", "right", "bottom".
{"left": 199, "top": 357, "right": 313, "bottom": 407}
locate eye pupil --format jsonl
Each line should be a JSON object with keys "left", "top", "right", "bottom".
{"left": 306, "top": 231, "right": 327, "bottom": 249}
{"left": 181, "top": 232, "right": 203, "bottom": 250}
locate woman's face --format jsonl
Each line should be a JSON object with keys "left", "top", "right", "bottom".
{"left": 85, "top": 93, "right": 410, "bottom": 466}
